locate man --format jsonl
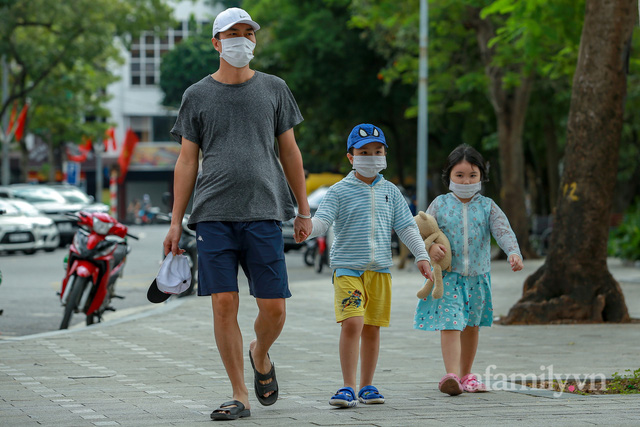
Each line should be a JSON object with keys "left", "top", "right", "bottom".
{"left": 163, "top": 7, "right": 311, "bottom": 421}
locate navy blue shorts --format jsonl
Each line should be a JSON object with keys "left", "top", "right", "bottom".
{"left": 195, "top": 221, "right": 291, "bottom": 299}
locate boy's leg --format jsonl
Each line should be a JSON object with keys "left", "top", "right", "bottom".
{"left": 359, "top": 324, "right": 380, "bottom": 389}
{"left": 339, "top": 316, "right": 364, "bottom": 389}
{"left": 250, "top": 298, "right": 286, "bottom": 399}
{"left": 211, "top": 292, "right": 250, "bottom": 409}
{"left": 460, "top": 326, "right": 479, "bottom": 377}
{"left": 440, "top": 330, "right": 461, "bottom": 376}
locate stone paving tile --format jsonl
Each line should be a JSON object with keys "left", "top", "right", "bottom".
{"left": 1, "top": 259, "right": 639, "bottom": 425}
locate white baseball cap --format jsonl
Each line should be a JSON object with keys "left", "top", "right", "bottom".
{"left": 147, "top": 252, "right": 192, "bottom": 303}
{"left": 212, "top": 7, "right": 260, "bottom": 38}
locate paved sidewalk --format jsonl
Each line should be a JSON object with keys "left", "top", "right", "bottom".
{"left": 1, "top": 258, "right": 639, "bottom": 426}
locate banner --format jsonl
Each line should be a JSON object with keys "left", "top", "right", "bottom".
{"left": 65, "top": 137, "right": 92, "bottom": 162}
{"left": 14, "top": 103, "right": 29, "bottom": 141}
{"left": 104, "top": 127, "right": 117, "bottom": 152}
{"left": 117, "top": 128, "right": 140, "bottom": 184}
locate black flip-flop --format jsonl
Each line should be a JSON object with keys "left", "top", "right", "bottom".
{"left": 249, "top": 349, "right": 279, "bottom": 406}
{"left": 210, "top": 400, "right": 251, "bottom": 421}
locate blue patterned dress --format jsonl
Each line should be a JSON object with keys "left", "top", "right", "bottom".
{"left": 414, "top": 193, "right": 521, "bottom": 331}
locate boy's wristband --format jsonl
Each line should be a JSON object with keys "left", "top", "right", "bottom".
{"left": 296, "top": 212, "right": 311, "bottom": 219}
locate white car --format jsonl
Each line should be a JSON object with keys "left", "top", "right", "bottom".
{"left": 5, "top": 199, "right": 60, "bottom": 251}
{"left": 0, "top": 199, "right": 37, "bottom": 255}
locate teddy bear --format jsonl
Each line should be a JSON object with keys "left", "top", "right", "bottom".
{"left": 414, "top": 211, "right": 451, "bottom": 300}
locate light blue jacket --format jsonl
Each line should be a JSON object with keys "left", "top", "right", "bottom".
{"left": 427, "top": 193, "right": 522, "bottom": 276}
{"left": 313, "top": 172, "right": 425, "bottom": 270}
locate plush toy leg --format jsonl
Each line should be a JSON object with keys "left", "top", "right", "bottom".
{"left": 416, "top": 279, "right": 434, "bottom": 299}
{"left": 431, "top": 264, "right": 444, "bottom": 299}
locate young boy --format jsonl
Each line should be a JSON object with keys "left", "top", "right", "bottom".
{"left": 304, "top": 123, "right": 433, "bottom": 408}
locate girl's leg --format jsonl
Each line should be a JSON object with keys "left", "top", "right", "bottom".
{"left": 440, "top": 330, "right": 461, "bottom": 376}
{"left": 339, "top": 316, "right": 364, "bottom": 390}
{"left": 460, "top": 326, "right": 479, "bottom": 377}
{"left": 359, "top": 324, "right": 380, "bottom": 389}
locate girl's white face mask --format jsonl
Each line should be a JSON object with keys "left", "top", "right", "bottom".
{"left": 352, "top": 155, "right": 387, "bottom": 178}
{"left": 449, "top": 181, "right": 481, "bottom": 199}
{"left": 220, "top": 37, "right": 255, "bottom": 68}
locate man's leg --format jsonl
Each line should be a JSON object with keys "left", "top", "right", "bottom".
{"left": 211, "top": 292, "right": 249, "bottom": 409}
{"left": 249, "top": 297, "right": 286, "bottom": 398}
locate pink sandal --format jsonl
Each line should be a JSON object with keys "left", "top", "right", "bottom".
{"left": 460, "top": 373, "right": 487, "bottom": 392}
{"left": 438, "top": 373, "right": 463, "bottom": 396}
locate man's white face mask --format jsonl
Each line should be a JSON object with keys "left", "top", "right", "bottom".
{"left": 352, "top": 155, "right": 387, "bottom": 178}
{"left": 220, "top": 37, "right": 255, "bottom": 68}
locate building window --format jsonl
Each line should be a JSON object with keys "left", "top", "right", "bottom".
{"left": 152, "top": 116, "right": 175, "bottom": 142}
{"left": 130, "top": 21, "right": 198, "bottom": 87}
{"left": 129, "top": 116, "right": 151, "bottom": 142}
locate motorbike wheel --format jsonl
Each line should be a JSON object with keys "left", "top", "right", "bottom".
{"left": 304, "top": 246, "right": 316, "bottom": 266}
{"left": 314, "top": 250, "right": 324, "bottom": 273}
{"left": 60, "top": 277, "right": 87, "bottom": 330}
{"left": 86, "top": 313, "right": 97, "bottom": 326}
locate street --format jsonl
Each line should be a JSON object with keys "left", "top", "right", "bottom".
{"left": 0, "top": 224, "right": 324, "bottom": 338}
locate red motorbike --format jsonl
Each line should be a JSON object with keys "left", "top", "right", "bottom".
{"left": 58, "top": 211, "right": 138, "bottom": 329}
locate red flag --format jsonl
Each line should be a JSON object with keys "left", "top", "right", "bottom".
{"left": 6, "top": 102, "right": 17, "bottom": 136}
{"left": 117, "top": 128, "right": 139, "bottom": 184}
{"left": 14, "top": 103, "right": 29, "bottom": 141}
{"left": 65, "top": 140, "right": 89, "bottom": 163}
{"left": 81, "top": 137, "right": 92, "bottom": 152}
{"left": 104, "top": 127, "right": 117, "bottom": 152}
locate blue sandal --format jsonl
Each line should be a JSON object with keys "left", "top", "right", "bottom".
{"left": 358, "top": 385, "right": 385, "bottom": 404}
{"left": 329, "top": 386, "right": 358, "bottom": 408}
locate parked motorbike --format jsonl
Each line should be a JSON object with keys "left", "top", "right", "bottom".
{"left": 58, "top": 211, "right": 138, "bottom": 329}
{"left": 303, "top": 225, "right": 333, "bottom": 273}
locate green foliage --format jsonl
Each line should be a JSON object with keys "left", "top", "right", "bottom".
{"left": 608, "top": 198, "right": 640, "bottom": 262}
{"left": 242, "top": 0, "right": 416, "bottom": 175}
{"left": 0, "top": 0, "right": 174, "bottom": 147}
{"left": 608, "top": 369, "right": 640, "bottom": 394}
{"left": 160, "top": 30, "right": 218, "bottom": 108}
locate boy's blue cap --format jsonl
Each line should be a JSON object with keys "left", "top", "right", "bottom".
{"left": 347, "top": 124, "right": 387, "bottom": 150}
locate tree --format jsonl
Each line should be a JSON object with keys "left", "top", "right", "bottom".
{"left": 160, "top": 29, "right": 218, "bottom": 109}
{"left": 241, "top": 0, "right": 419, "bottom": 178}
{"left": 0, "top": 0, "right": 173, "bottom": 180}
{"left": 503, "top": 0, "right": 636, "bottom": 324}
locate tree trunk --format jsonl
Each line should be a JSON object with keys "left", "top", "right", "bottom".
{"left": 467, "top": 7, "right": 536, "bottom": 259}
{"left": 503, "top": 0, "right": 634, "bottom": 324}
{"left": 543, "top": 112, "right": 560, "bottom": 213}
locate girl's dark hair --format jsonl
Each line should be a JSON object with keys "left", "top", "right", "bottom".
{"left": 441, "top": 144, "right": 489, "bottom": 187}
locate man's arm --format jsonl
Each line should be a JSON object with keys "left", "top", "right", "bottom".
{"left": 163, "top": 138, "right": 199, "bottom": 256}
{"left": 277, "top": 128, "right": 311, "bottom": 242}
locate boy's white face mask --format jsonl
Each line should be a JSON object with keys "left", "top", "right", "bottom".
{"left": 220, "top": 37, "right": 255, "bottom": 68}
{"left": 449, "top": 181, "right": 481, "bottom": 199}
{"left": 352, "top": 155, "right": 387, "bottom": 178}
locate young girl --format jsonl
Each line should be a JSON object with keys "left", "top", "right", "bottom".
{"left": 414, "top": 144, "right": 523, "bottom": 395}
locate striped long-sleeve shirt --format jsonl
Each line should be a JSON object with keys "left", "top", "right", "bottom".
{"left": 310, "top": 172, "right": 429, "bottom": 270}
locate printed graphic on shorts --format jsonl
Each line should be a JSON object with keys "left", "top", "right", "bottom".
{"left": 341, "top": 290, "right": 363, "bottom": 311}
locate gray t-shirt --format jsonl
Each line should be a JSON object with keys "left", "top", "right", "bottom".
{"left": 170, "top": 71, "right": 304, "bottom": 227}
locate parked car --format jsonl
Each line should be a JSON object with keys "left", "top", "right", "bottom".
{"left": 4, "top": 199, "right": 60, "bottom": 252}
{"left": 46, "top": 183, "right": 109, "bottom": 213}
{"left": 3, "top": 184, "right": 83, "bottom": 246}
{"left": 282, "top": 186, "right": 330, "bottom": 252}
{"left": 0, "top": 199, "right": 37, "bottom": 255}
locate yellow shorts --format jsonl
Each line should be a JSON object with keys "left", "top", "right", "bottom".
{"left": 333, "top": 271, "right": 392, "bottom": 327}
